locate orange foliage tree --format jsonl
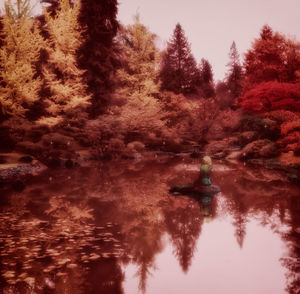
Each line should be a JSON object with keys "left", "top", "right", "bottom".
{"left": 0, "top": 0, "right": 43, "bottom": 116}
{"left": 40, "top": 0, "right": 90, "bottom": 126}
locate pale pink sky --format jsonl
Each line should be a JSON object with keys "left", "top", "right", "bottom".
{"left": 117, "top": 0, "right": 300, "bottom": 81}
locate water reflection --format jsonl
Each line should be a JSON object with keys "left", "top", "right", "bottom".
{"left": 0, "top": 158, "right": 299, "bottom": 294}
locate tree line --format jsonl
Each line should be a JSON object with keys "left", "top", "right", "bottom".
{"left": 0, "top": 0, "right": 300, "bottom": 159}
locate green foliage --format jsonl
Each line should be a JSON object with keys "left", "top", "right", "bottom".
{"left": 160, "top": 23, "right": 199, "bottom": 94}
{"left": 0, "top": 1, "right": 43, "bottom": 116}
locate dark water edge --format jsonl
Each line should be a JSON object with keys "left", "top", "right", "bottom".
{"left": 0, "top": 156, "right": 299, "bottom": 294}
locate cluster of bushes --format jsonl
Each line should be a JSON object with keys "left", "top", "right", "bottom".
{"left": 239, "top": 25, "right": 300, "bottom": 157}
{"left": 240, "top": 82, "right": 300, "bottom": 155}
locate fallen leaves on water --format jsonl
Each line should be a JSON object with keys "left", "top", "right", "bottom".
{"left": 18, "top": 272, "right": 28, "bottom": 279}
{"left": 2, "top": 271, "right": 15, "bottom": 279}
{"left": 45, "top": 277, "right": 55, "bottom": 289}
{"left": 66, "top": 263, "right": 78, "bottom": 269}
{"left": 102, "top": 253, "right": 110, "bottom": 258}
{"left": 89, "top": 253, "right": 100, "bottom": 260}
{"left": 43, "top": 265, "right": 56, "bottom": 273}
{"left": 57, "top": 258, "right": 71, "bottom": 266}
{"left": 24, "top": 277, "right": 35, "bottom": 286}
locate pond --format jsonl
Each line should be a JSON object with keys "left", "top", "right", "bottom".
{"left": 0, "top": 156, "right": 299, "bottom": 294}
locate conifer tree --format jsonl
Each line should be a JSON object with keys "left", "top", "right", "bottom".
{"left": 199, "top": 58, "right": 215, "bottom": 98}
{"left": 41, "top": 0, "right": 90, "bottom": 124}
{"left": 115, "top": 15, "right": 163, "bottom": 136}
{"left": 160, "top": 23, "right": 199, "bottom": 94}
{"left": 225, "top": 41, "right": 243, "bottom": 98}
{"left": 0, "top": 0, "right": 43, "bottom": 116}
{"left": 78, "top": 0, "right": 119, "bottom": 117}
{"left": 117, "top": 15, "right": 160, "bottom": 99}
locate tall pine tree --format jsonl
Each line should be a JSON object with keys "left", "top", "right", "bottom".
{"left": 117, "top": 15, "right": 160, "bottom": 99}
{"left": 115, "top": 15, "right": 163, "bottom": 138}
{"left": 78, "top": 0, "right": 119, "bottom": 117}
{"left": 0, "top": 0, "right": 43, "bottom": 116}
{"left": 199, "top": 58, "right": 215, "bottom": 98}
{"left": 160, "top": 23, "right": 199, "bottom": 94}
{"left": 225, "top": 41, "right": 243, "bottom": 98}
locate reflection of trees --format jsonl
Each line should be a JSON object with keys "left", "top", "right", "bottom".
{"left": 232, "top": 208, "right": 247, "bottom": 249}
{"left": 88, "top": 257, "right": 124, "bottom": 294}
{"left": 280, "top": 195, "right": 300, "bottom": 294}
{"left": 164, "top": 196, "right": 203, "bottom": 273}
{"left": 111, "top": 161, "right": 170, "bottom": 293}
{"left": 213, "top": 166, "right": 293, "bottom": 248}
{"left": 0, "top": 175, "right": 126, "bottom": 294}
{"left": 213, "top": 164, "right": 300, "bottom": 293}
{"left": 125, "top": 221, "right": 164, "bottom": 293}
{"left": 2, "top": 157, "right": 298, "bottom": 294}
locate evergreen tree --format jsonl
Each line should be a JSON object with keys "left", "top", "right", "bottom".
{"left": 0, "top": 0, "right": 43, "bottom": 116}
{"left": 117, "top": 15, "right": 160, "bottom": 99}
{"left": 225, "top": 41, "right": 243, "bottom": 98}
{"left": 0, "top": 17, "right": 3, "bottom": 50}
{"left": 160, "top": 23, "right": 199, "bottom": 94}
{"left": 78, "top": 0, "right": 119, "bottom": 117}
{"left": 41, "top": 0, "right": 90, "bottom": 124}
{"left": 114, "top": 15, "right": 164, "bottom": 138}
{"left": 199, "top": 58, "right": 215, "bottom": 98}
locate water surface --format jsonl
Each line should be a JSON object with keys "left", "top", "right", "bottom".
{"left": 0, "top": 156, "right": 299, "bottom": 293}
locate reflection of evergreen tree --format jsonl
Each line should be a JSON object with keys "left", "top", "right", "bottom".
{"left": 232, "top": 212, "right": 247, "bottom": 248}
{"left": 127, "top": 222, "right": 164, "bottom": 293}
{"left": 88, "top": 258, "right": 124, "bottom": 294}
{"left": 280, "top": 196, "right": 300, "bottom": 294}
{"left": 164, "top": 198, "right": 203, "bottom": 273}
{"left": 226, "top": 192, "right": 248, "bottom": 249}
{"left": 110, "top": 162, "right": 168, "bottom": 294}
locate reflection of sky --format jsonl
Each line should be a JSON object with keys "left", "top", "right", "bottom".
{"left": 123, "top": 217, "right": 287, "bottom": 294}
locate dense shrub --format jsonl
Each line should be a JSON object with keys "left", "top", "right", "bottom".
{"left": 265, "top": 110, "right": 299, "bottom": 124}
{"left": 278, "top": 120, "right": 300, "bottom": 153}
{"left": 237, "top": 115, "right": 280, "bottom": 140}
{"left": 241, "top": 81, "right": 300, "bottom": 113}
{"left": 281, "top": 119, "right": 300, "bottom": 135}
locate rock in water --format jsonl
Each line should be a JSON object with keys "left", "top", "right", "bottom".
{"left": 170, "top": 184, "right": 221, "bottom": 196}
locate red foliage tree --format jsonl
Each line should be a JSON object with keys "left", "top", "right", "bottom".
{"left": 240, "top": 81, "right": 300, "bottom": 113}
{"left": 243, "top": 25, "right": 300, "bottom": 89}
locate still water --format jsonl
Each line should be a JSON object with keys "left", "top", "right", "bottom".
{"left": 0, "top": 156, "right": 299, "bottom": 294}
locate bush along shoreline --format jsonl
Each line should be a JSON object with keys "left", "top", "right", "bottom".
{"left": 1, "top": 108, "right": 300, "bottom": 185}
